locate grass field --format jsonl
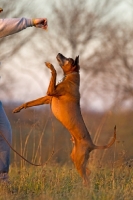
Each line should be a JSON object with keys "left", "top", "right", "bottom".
{"left": 1, "top": 105, "right": 133, "bottom": 200}
{"left": 0, "top": 162, "right": 133, "bottom": 200}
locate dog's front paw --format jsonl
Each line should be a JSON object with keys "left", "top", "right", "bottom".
{"left": 13, "top": 106, "right": 23, "bottom": 113}
{"left": 45, "top": 62, "right": 56, "bottom": 73}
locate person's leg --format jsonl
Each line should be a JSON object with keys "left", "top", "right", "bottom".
{"left": 0, "top": 101, "right": 12, "bottom": 182}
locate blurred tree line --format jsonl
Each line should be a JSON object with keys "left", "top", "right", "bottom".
{"left": 5, "top": 103, "right": 133, "bottom": 167}
{"left": 0, "top": 0, "right": 133, "bottom": 110}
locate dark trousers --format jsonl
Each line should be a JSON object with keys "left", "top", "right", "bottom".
{"left": 0, "top": 101, "right": 12, "bottom": 173}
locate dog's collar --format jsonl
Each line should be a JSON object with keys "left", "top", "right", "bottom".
{"left": 65, "top": 71, "right": 78, "bottom": 76}
{"left": 57, "top": 72, "right": 78, "bottom": 84}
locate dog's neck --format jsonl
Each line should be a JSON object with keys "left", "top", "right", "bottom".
{"left": 64, "top": 71, "right": 78, "bottom": 76}
{"left": 57, "top": 71, "right": 79, "bottom": 84}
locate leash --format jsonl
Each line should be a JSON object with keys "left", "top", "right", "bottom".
{"left": 0, "top": 129, "right": 62, "bottom": 167}
{"left": 0, "top": 109, "right": 59, "bottom": 167}
{"left": 0, "top": 131, "right": 41, "bottom": 166}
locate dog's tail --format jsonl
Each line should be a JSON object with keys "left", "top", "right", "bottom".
{"left": 94, "top": 126, "right": 116, "bottom": 150}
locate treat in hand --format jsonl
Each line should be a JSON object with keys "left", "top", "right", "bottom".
{"left": 0, "top": 8, "right": 3, "bottom": 13}
{"left": 33, "top": 18, "right": 48, "bottom": 30}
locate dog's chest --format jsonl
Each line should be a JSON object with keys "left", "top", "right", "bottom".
{"left": 51, "top": 96, "right": 69, "bottom": 117}
{"left": 51, "top": 97, "right": 87, "bottom": 134}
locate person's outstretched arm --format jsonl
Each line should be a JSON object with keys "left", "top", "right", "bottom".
{"left": 0, "top": 17, "right": 47, "bottom": 38}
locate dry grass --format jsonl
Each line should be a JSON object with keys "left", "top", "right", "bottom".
{"left": 0, "top": 162, "right": 133, "bottom": 200}
{"left": 1, "top": 106, "right": 133, "bottom": 199}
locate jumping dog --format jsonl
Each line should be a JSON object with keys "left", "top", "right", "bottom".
{"left": 13, "top": 53, "right": 116, "bottom": 184}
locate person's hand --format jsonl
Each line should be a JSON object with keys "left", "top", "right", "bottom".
{"left": 32, "top": 18, "right": 48, "bottom": 30}
{"left": 0, "top": 8, "right": 3, "bottom": 13}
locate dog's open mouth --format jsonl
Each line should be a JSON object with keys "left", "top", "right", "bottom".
{"left": 56, "top": 53, "right": 64, "bottom": 67}
{"left": 56, "top": 56, "right": 60, "bottom": 62}
{"left": 56, "top": 53, "right": 63, "bottom": 61}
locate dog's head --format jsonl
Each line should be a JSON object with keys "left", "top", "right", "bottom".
{"left": 56, "top": 53, "right": 80, "bottom": 75}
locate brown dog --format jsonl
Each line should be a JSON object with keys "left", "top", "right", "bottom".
{"left": 13, "top": 53, "right": 116, "bottom": 184}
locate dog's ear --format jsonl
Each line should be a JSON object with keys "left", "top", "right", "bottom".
{"left": 73, "top": 56, "right": 80, "bottom": 71}
{"left": 74, "top": 56, "right": 79, "bottom": 66}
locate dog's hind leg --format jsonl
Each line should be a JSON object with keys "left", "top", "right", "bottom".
{"left": 71, "top": 144, "right": 90, "bottom": 185}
